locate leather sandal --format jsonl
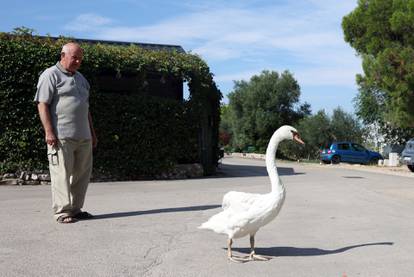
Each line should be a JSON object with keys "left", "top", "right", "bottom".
{"left": 57, "top": 215, "right": 78, "bottom": 224}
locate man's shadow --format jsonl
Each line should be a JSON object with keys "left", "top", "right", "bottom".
{"left": 231, "top": 242, "right": 393, "bottom": 257}
{"left": 92, "top": 204, "right": 221, "bottom": 220}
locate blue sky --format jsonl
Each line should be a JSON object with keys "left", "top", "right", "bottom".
{"left": 0, "top": 0, "right": 362, "bottom": 114}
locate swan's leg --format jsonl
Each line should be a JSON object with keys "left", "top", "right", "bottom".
{"left": 249, "top": 235, "right": 270, "bottom": 261}
{"left": 227, "top": 239, "right": 247, "bottom": 263}
{"left": 227, "top": 239, "right": 233, "bottom": 259}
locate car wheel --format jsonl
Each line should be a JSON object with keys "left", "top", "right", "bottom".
{"left": 331, "top": 155, "right": 340, "bottom": 164}
{"left": 369, "top": 157, "right": 379, "bottom": 165}
{"left": 408, "top": 165, "right": 414, "bottom": 172}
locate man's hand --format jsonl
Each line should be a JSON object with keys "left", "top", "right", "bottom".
{"left": 45, "top": 130, "right": 57, "bottom": 147}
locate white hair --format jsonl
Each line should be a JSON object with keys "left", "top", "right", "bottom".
{"left": 61, "top": 42, "right": 82, "bottom": 54}
{"left": 61, "top": 44, "right": 70, "bottom": 54}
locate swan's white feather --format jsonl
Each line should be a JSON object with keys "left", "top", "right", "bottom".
{"left": 199, "top": 190, "right": 285, "bottom": 238}
{"left": 222, "top": 191, "right": 262, "bottom": 212}
{"left": 198, "top": 125, "right": 297, "bottom": 240}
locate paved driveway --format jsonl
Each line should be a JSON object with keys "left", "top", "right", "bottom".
{"left": 1, "top": 157, "right": 414, "bottom": 277}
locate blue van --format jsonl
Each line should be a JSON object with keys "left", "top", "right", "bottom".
{"left": 320, "top": 142, "right": 383, "bottom": 164}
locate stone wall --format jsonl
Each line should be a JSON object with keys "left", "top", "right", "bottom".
{"left": 0, "top": 163, "right": 204, "bottom": 186}
{"left": 0, "top": 171, "right": 51, "bottom": 186}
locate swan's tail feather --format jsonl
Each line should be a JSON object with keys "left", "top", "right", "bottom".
{"left": 198, "top": 211, "right": 230, "bottom": 234}
{"left": 198, "top": 217, "right": 221, "bottom": 230}
{"left": 198, "top": 222, "right": 210, "bottom": 229}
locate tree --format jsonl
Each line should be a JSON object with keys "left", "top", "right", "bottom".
{"left": 353, "top": 75, "right": 414, "bottom": 144}
{"left": 225, "top": 70, "right": 310, "bottom": 152}
{"left": 11, "top": 26, "right": 35, "bottom": 35}
{"left": 219, "top": 104, "right": 232, "bottom": 147}
{"left": 330, "top": 108, "right": 365, "bottom": 142}
{"left": 279, "top": 110, "right": 331, "bottom": 160}
{"left": 342, "top": 0, "right": 414, "bottom": 128}
{"left": 279, "top": 108, "right": 365, "bottom": 160}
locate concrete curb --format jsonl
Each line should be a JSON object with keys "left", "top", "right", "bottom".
{"left": 226, "top": 153, "right": 414, "bottom": 178}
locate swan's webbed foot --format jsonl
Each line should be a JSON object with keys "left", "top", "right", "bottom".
{"left": 227, "top": 255, "right": 249, "bottom": 263}
{"left": 228, "top": 252, "right": 270, "bottom": 262}
{"left": 227, "top": 238, "right": 249, "bottom": 263}
{"left": 249, "top": 251, "right": 271, "bottom": 261}
{"left": 248, "top": 236, "right": 271, "bottom": 261}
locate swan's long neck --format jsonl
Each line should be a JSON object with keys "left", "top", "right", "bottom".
{"left": 265, "top": 130, "right": 284, "bottom": 193}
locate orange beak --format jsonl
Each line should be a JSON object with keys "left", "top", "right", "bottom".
{"left": 293, "top": 133, "right": 305, "bottom": 145}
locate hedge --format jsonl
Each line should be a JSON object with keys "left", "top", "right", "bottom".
{"left": 0, "top": 29, "right": 222, "bottom": 179}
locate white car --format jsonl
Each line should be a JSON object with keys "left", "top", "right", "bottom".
{"left": 401, "top": 138, "right": 414, "bottom": 172}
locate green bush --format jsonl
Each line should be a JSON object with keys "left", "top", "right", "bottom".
{"left": 91, "top": 93, "right": 199, "bottom": 178}
{"left": 0, "top": 31, "right": 221, "bottom": 178}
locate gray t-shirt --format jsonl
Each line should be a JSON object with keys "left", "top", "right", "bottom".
{"left": 34, "top": 62, "right": 91, "bottom": 140}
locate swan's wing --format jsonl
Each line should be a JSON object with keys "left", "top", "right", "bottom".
{"left": 200, "top": 192, "right": 277, "bottom": 236}
{"left": 198, "top": 208, "right": 249, "bottom": 235}
{"left": 200, "top": 195, "right": 270, "bottom": 236}
{"left": 222, "top": 191, "right": 264, "bottom": 213}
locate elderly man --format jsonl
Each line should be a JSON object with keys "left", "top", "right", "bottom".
{"left": 35, "top": 42, "right": 97, "bottom": 223}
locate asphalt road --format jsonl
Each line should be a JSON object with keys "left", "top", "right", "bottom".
{"left": 1, "top": 157, "right": 414, "bottom": 277}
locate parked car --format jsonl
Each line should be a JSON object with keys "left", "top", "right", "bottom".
{"left": 320, "top": 141, "right": 383, "bottom": 165}
{"left": 400, "top": 138, "right": 414, "bottom": 172}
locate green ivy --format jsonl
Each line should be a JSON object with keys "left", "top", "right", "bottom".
{"left": 0, "top": 31, "right": 222, "bottom": 178}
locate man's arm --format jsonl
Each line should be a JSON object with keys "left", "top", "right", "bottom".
{"left": 88, "top": 112, "right": 97, "bottom": 148}
{"left": 37, "top": 102, "right": 57, "bottom": 146}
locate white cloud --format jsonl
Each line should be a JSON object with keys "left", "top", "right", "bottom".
{"left": 64, "top": 13, "right": 113, "bottom": 32}
{"left": 95, "top": 9, "right": 258, "bottom": 44}
{"left": 193, "top": 43, "right": 241, "bottom": 60}
{"left": 214, "top": 62, "right": 362, "bottom": 88}
{"left": 91, "top": 2, "right": 355, "bottom": 65}
{"left": 63, "top": 0, "right": 360, "bottom": 92}
{"left": 295, "top": 65, "right": 362, "bottom": 87}
{"left": 214, "top": 69, "right": 264, "bottom": 83}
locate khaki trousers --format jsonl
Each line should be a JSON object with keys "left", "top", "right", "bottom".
{"left": 47, "top": 139, "right": 92, "bottom": 220}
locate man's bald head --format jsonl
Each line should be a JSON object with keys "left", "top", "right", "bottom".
{"left": 61, "top": 42, "right": 82, "bottom": 54}
{"left": 60, "top": 42, "right": 84, "bottom": 73}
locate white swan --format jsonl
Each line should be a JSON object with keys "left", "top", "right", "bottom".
{"left": 199, "top": 125, "right": 304, "bottom": 262}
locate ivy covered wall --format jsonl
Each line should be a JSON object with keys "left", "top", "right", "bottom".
{"left": 0, "top": 32, "right": 222, "bottom": 179}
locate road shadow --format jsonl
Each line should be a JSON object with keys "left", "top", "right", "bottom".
{"left": 342, "top": 176, "right": 365, "bottom": 179}
{"left": 92, "top": 204, "right": 221, "bottom": 220}
{"left": 215, "top": 163, "right": 305, "bottom": 178}
{"left": 231, "top": 242, "right": 393, "bottom": 257}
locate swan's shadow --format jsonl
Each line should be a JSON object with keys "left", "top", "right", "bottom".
{"left": 230, "top": 242, "right": 393, "bottom": 257}
{"left": 217, "top": 163, "right": 305, "bottom": 178}
{"left": 91, "top": 204, "right": 221, "bottom": 220}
